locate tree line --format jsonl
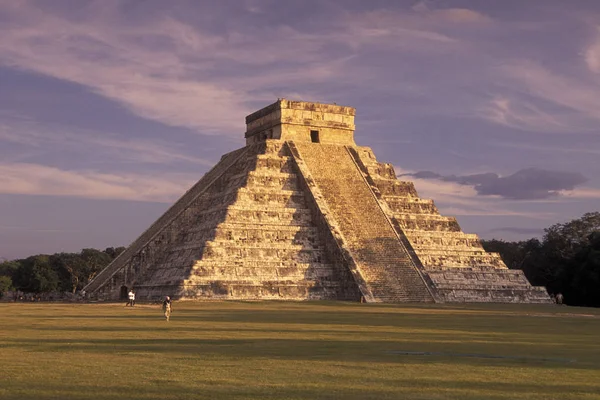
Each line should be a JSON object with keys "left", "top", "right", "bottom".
{"left": 1, "top": 212, "right": 598, "bottom": 306}
{"left": 481, "top": 212, "right": 600, "bottom": 307}
{"left": 0, "top": 247, "right": 125, "bottom": 298}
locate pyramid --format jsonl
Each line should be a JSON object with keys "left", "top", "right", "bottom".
{"left": 85, "top": 99, "right": 552, "bottom": 303}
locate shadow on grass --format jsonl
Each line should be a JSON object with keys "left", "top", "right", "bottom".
{"left": 4, "top": 336, "right": 593, "bottom": 370}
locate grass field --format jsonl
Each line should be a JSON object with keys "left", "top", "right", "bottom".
{"left": 1, "top": 301, "right": 600, "bottom": 400}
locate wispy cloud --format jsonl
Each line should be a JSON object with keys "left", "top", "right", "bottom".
{"left": 0, "top": 1, "right": 472, "bottom": 136}
{"left": 482, "top": 61, "right": 600, "bottom": 133}
{"left": 480, "top": 96, "right": 569, "bottom": 133}
{"left": 0, "top": 162, "right": 194, "bottom": 202}
{"left": 563, "top": 187, "right": 600, "bottom": 200}
{"left": 488, "top": 227, "right": 544, "bottom": 235}
{"left": 0, "top": 2, "right": 250, "bottom": 134}
{"left": 0, "top": 116, "right": 215, "bottom": 166}
{"left": 411, "top": 1, "right": 491, "bottom": 24}
{"left": 585, "top": 26, "right": 600, "bottom": 73}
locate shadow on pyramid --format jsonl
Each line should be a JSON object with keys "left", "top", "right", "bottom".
{"left": 85, "top": 99, "right": 552, "bottom": 303}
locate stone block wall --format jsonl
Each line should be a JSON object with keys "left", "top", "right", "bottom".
{"left": 245, "top": 99, "right": 356, "bottom": 146}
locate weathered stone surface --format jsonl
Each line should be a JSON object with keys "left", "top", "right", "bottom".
{"left": 85, "top": 99, "right": 552, "bottom": 303}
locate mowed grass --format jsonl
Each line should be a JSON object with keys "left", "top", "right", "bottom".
{"left": 1, "top": 301, "right": 600, "bottom": 400}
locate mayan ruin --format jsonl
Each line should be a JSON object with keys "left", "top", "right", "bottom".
{"left": 84, "top": 99, "right": 552, "bottom": 303}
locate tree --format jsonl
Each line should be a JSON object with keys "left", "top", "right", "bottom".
{"left": 543, "top": 212, "right": 600, "bottom": 260}
{"left": 80, "top": 248, "right": 112, "bottom": 286}
{"left": 563, "top": 232, "right": 600, "bottom": 307}
{"left": 0, "top": 260, "right": 20, "bottom": 280}
{"left": 104, "top": 247, "right": 126, "bottom": 259}
{"left": 50, "top": 249, "right": 112, "bottom": 293}
{"left": 13, "top": 255, "right": 60, "bottom": 293}
{"left": 538, "top": 212, "right": 600, "bottom": 297}
{"left": 50, "top": 253, "right": 86, "bottom": 293}
{"left": 0, "top": 275, "right": 12, "bottom": 298}
{"left": 481, "top": 239, "right": 526, "bottom": 270}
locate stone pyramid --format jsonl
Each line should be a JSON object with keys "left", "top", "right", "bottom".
{"left": 85, "top": 99, "right": 552, "bottom": 303}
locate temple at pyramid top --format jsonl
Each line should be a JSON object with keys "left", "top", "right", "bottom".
{"left": 245, "top": 99, "right": 356, "bottom": 145}
{"left": 85, "top": 99, "right": 552, "bottom": 304}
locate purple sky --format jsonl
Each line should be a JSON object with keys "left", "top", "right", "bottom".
{"left": 1, "top": 0, "right": 599, "bottom": 260}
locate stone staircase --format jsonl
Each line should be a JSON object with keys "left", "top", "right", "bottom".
{"left": 291, "top": 142, "right": 434, "bottom": 303}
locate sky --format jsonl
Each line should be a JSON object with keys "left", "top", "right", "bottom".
{"left": 1, "top": 0, "right": 599, "bottom": 260}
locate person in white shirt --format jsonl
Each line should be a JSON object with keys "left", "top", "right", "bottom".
{"left": 126, "top": 289, "right": 135, "bottom": 307}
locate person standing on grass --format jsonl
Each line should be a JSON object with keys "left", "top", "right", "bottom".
{"left": 126, "top": 289, "right": 135, "bottom": 307}
{"left": 162, "top": 296, "right": 172, "bottom": 321}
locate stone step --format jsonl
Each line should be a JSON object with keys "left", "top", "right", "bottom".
{"left": 403, "top": 230, "right": 480, "bottom": 240}
{"left": 187, "top": 264, "right": 340, "bottom": 280}
{"left": 199, "top": 245, "right": 326, "bottom": 262}
{"left": 186, "top": 222, "right": 318, "bottom": 237}
{"left": 203, "top": 240, "right": 324, "bottom": 251}
{"left": 413, "top": 248, "right": 496, "bottom": 256}
{"left": 180, "top": 205, "right": 314, "bottom": 226}
{"left": 191, "top": 259, "right": 336, "bottom": 269}
{"left": 373, "top": 179, "right": 419, "bottom": 197}
{"left": 255, "top": 154, "right": 295, "bottom": 173}
{"left": 179, "top": 282, "right": 345, "bottom": 301}
{"left": 418, "top": 253, "right": 505, "bottom": 268}
{"left": 228, "top": 169, "right": 298, "bottom": 182}
{"left": 168, "top": 236, "right": 323, "bottom": 254}
{"left": 410, "top": 241, "right": 483, "bottom": 251}
{"left": 383, "top": 199, "right": 439, "bottom": 215}
{"left": 222, "top": 207, "right": 314, "bottom": 225}
{"left": 234, "top": 189, "right": 307, "bottom": 208}
{"left": 393, "top": 216, "right": 461, "bottom": 232}
{"left": 435, "top": 287, "right": 553, "bottom": 303}
{"left": 363, "top": 162, "right": 397, "bottom": 180}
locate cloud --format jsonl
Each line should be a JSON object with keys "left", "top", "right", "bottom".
{"left": 563, "top": 187, "right": 600, "bottom": 199}
{"left": 481, "top": 96, "right": 569, "bottom": 133}
{"left": 0, "top": 1, "right": 468, "bottom": 131}
{"left": 585, "top": 26, "right": 600, "bottom": 73}
{"left": 411, "top": 1, "right": 491, "bottom": 24}
{"left": 401, "top": 168, "right": 588, "bottom": 200}
{"left": 0, "top": 162, "right": 195, "bottom": 202}
{"left": 0, "top": 2, "right": 252, "bottom": 134}
{"left": 488, "top": 227, "right": 544, "bottom": 235}
{"left": 394, "top": 166, "right": 553, "bottom": 219}
{"left": 0, "top": 116, "right": 215, "bottom": 166}
{"left": 482, "top": 61, "right": 600, "bottom": 133}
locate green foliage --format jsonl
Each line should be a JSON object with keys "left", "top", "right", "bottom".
{"left": 0, "top": 275, "right": 12, "bottom": 297}
{"left": 0, "top": 260, "right": 20, "bottom": 278}
{"left": 12, "top": 255, "right": 60, "bottom": 293}
{"left": 6, "top": 247, "right": 119, "bottom": 294}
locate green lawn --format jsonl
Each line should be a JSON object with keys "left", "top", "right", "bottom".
{"left": 1, "top": 301, "right": 599, "bottom": 400}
